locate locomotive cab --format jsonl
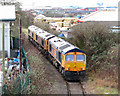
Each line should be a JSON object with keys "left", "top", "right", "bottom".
{"left": 62, "top": 50, "right": 86, "bottom": 80}
{"left": 64, "top": 52, "right": 86, "bottom": 72}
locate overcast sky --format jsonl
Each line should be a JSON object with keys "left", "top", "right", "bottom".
{"left": 18, "top": 0, "right": 119, "bottom": 9}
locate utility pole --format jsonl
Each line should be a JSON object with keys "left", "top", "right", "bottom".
{"left": 2, "top": 23, "right": 5, "bottom": 85}
{"left": 19, "top": 18, "right": 22, "bottom": 73}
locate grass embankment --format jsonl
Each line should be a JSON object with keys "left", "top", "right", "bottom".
{"left": 22, "top": 28, "right": 50, "bottom": 94}
{"left": 85, "top": 74, "right": 118, "bottom": 94}
{"left": 22, "top": 28, "right": 28, "bottom": 36}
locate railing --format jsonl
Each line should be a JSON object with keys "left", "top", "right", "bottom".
{"left": 2, "top": 47, "right": 30, "bottom": 95}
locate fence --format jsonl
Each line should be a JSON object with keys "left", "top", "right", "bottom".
{"left": 22, "top": 47, "right": 29, "bottom": 72}
{"left": 12, "top": 37, "right": 19, "bottom": 49}
{"left": 11, "top": 37, "right": 24, "bottom": 49}
{"left": 2, "top": 47, "right": 30, "bottom": 95}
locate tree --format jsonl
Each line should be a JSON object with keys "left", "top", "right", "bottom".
{"left": 69, "top": 22, "right": 117, "bottom": 71}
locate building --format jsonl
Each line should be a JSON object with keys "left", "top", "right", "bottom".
{"left": 0, "top": 6, "right": 15, "bottom": 94}
{"left": 0, "top": 5, "right": 16, "bottom": 58}
{"left": 78, "top": 8, "right": 118, "bottom": 25}
{"left": 77, "top": 8, "right": 119, "bottom": 33}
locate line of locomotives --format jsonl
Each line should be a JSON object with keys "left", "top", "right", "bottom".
{"left": 28, "top": 25, "right": 86, "bottom": 81}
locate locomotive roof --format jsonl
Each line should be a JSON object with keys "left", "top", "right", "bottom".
{"left": 48, "top": 37, "right": 85, "bottom": 54}
{"left": 28, "top": 25, "right": 36, "bottom": 30}
{"left": 48, "top": 36, "right": 67, "bottom": 48}
{"left": 28, "top": 25, "right": 38, "bottom": 32}
{"left": 29, "top": 25, "right": 55, "bottom": 40}
{"left": 37, "top": 31, "right": 55, "bottom": 40}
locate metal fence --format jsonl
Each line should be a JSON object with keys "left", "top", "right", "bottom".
{"left": 2, "top": 47, "right": 30, "bottom": 95}
{"left": 12, "top": 37, "right": 19, "bottom": 49}
{"left": 22, "top": 47, "right": 29, "bottom": 72}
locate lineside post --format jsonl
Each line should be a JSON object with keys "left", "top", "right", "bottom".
{"left": 19, "top": 18, "right": 22, "bottom": 73}
{"left": 2, "top": 23, "right": 5, "bottom": 85}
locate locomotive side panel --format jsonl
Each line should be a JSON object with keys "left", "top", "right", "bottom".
{"left": 48, "top": 43, "right": 62, "bottom": 65}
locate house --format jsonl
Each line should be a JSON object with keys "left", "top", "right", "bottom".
{"left": 0, "top": 5, "right": 16, "bottom": 58}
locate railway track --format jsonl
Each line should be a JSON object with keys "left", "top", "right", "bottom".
{"left": 79, "top": 78, "right": 86, "bottom": 96}
{"left": 66, "top": 78, "right": 86, "bottom": 96}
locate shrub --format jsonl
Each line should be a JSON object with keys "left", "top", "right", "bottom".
{"left": 70, "top": 22, "right": 117, "bottom": 72}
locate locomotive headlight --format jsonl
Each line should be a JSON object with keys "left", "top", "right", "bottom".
{"left": 81, "top": 68, "right": 84, "bottom": 70}
{"left": 67, "top": 68, "right": 69, "bottom": 70}
{"left": 66, "top": 65, "right": 70, "bottom": 70}
{"left": 66, "top": 68, "right": 70, "bottom": 70}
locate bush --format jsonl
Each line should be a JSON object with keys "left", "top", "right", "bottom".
{"left": 70, "top": 22, "right": 117, "bottom": 72}
{"left": 34, "top": 22, "right": 59, "bottom": 36}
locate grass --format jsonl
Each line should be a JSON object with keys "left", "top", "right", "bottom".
{"left": 86, "top": 74, "right": 118, "bottom": 94}
{"left": 22, "top": 28, "right": 28, "bottom": 36}
{"left": 96, "top": 87, "right": 118, "bottom": 94}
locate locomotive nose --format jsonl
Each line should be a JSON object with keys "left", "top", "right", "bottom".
{"left": 65, "top": 61, "right": 86, "bottom": 71}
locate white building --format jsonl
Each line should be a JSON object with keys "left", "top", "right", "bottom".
{"left": 0, "top": 5, "right": 16, "bottom": 57}
{"left": 79, "top": 8, "right": 118, "bottom": 23}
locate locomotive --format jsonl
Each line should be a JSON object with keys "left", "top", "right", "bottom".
{"left": 28, "top": 25, "right": 86, "bottom": 80}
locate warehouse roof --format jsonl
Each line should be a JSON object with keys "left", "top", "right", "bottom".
{"left": 0, "top": 5, "right": 16, "bottom": 21}
{"left": 80, "top": 9, "right": 118, "bottom": 22}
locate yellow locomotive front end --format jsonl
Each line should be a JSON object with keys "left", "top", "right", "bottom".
{"left": 61, "top": 51, "right": 86, "bottom": 80}
{"left": 64, "top": 52, "right": 86, "bottom": 72}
